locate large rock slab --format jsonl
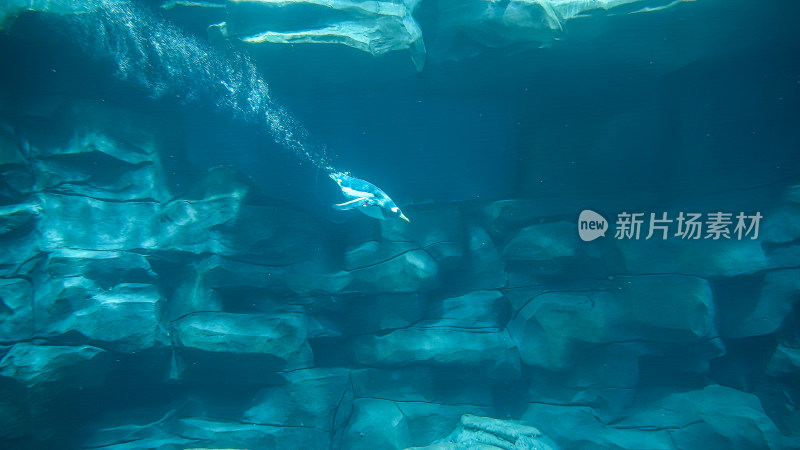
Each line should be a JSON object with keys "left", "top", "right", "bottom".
{"left": 179, "top": 416, "right": 329, "bottom": 449}
{"left": 71, "top": 283, "right": 165, "bottom": 353}
{"left": 34, "top": 252, "right": 165, "bottom": 353}
{"left": 421, "top": 290, "right": 510, "bottom": 329}
{"left": 244, "top": 367, "right": 351, "bottom": 430}
{"left": 171, "top": 311, "right": 313, "bottom": 378}
{"left": 33, "top": 162, "right": 327, "bottom": 260}
{"left": 615, "top": 386, "right": 783, "bottom": 450}
{"left": 84, "top": 408, "right": 330, "bottom": 449}
{"left": 344, "top": 242, "right": 439, "bottom": 293}
{"left": 212, "top": 0, "right": 426, "bottom": 71}
{"left": 503, "top": 221, "right": 577, "bottom": 261}
{"left": 522, "top": 385, "right": 783, "bottom": 450}
{"left": 25, "top": 98, "right": 171, "bottom": 202}
{"left": 508, "top": 275, "right": 716, "bottom": 372}
{"left": 0, "top": 343, "right": 112, "bottom": 393}
{"left": 524, "top": 402, "right": 674, "bottom": 449}
{"left": 195, "top": 254, "right": 350, "bottom": 298}
{"left": 345, "top": 240, "right": 419, "bottom": 271}
{"left": 158, "top": 177, "right": 249, "bottom": 254}
{"left": 44, "top": 249, "right": 156, "bottom": 288}
{"left": 156, "top": 167, "right": 332, "bottom": 261}
{"left": 86, "top": 410, "right": 330, "bottom": 450}
{"left": 36, "top": 193, "right": 161, "bottom": 251}
{"left": 352, "top": 327, "right": 520, "bottom": 379}
{"left": 615, "top": 237, "right": 768, "bottom": 277}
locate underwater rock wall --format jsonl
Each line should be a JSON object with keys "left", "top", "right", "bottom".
{"left": 1, "top": 92, "right": 799, "bottom": 449}
{"left": 1, "top": 0, "right": 800, "bottom": 449}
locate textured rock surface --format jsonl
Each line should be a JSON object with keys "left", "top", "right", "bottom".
{"left": 172, "top": 311, "right": 314, "bottom": 380}
{"left": 344, "top": 241, "right": 440, "bottom": 293}
{"left": 523, "top": 386, "right": 784, "bottom": 450}
{"left": 509, "top": 275, "right": 717, "bottom": 371}
{"left": 0, "top": 343, "right": 111, "bottom": 391}
{"left": 0, "top": 92, "right": 798, "bottom": 447}
{"left": 503, "top": 221, "right": 577, "bottom": 261}
{"left": 340, "top": 398, "right": 412, "bottom": 450}
{"left": 615, "top": 237, "right": 769, "bottom": 277}
{"left": 411, "top": 413, "right": 558, "bottom": 450}
{"left": 243, "top": 367, "right": 350, "bottom": 430}
{"left": 353, "top": 327, "right": 520, "bottom": 378}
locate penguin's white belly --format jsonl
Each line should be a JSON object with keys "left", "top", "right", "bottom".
{"left": 358, "top": 205, "right": 386, "bottom": 220}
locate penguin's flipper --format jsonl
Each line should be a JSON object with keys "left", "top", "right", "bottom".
{"left": 333, "top": 197, "right": 369, "bottom": 210}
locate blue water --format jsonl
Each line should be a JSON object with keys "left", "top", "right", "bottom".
{"left": 1, "top": 0, "right": 799, "bottom": 448}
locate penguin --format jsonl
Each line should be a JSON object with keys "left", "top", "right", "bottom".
{"left": 329, "top": 172, "right": 410, "bottom": 222}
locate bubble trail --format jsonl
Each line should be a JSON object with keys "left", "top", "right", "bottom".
{"left": 67, "top": 0, "right": 336, "bottom": 172}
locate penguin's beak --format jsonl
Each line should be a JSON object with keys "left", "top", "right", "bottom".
{"left": 399, "top": 212, "right": 410, "bottom": 222}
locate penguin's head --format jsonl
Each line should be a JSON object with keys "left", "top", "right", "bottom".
{"left": 389, "top": 205, "right": 410, "bottom": 222}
